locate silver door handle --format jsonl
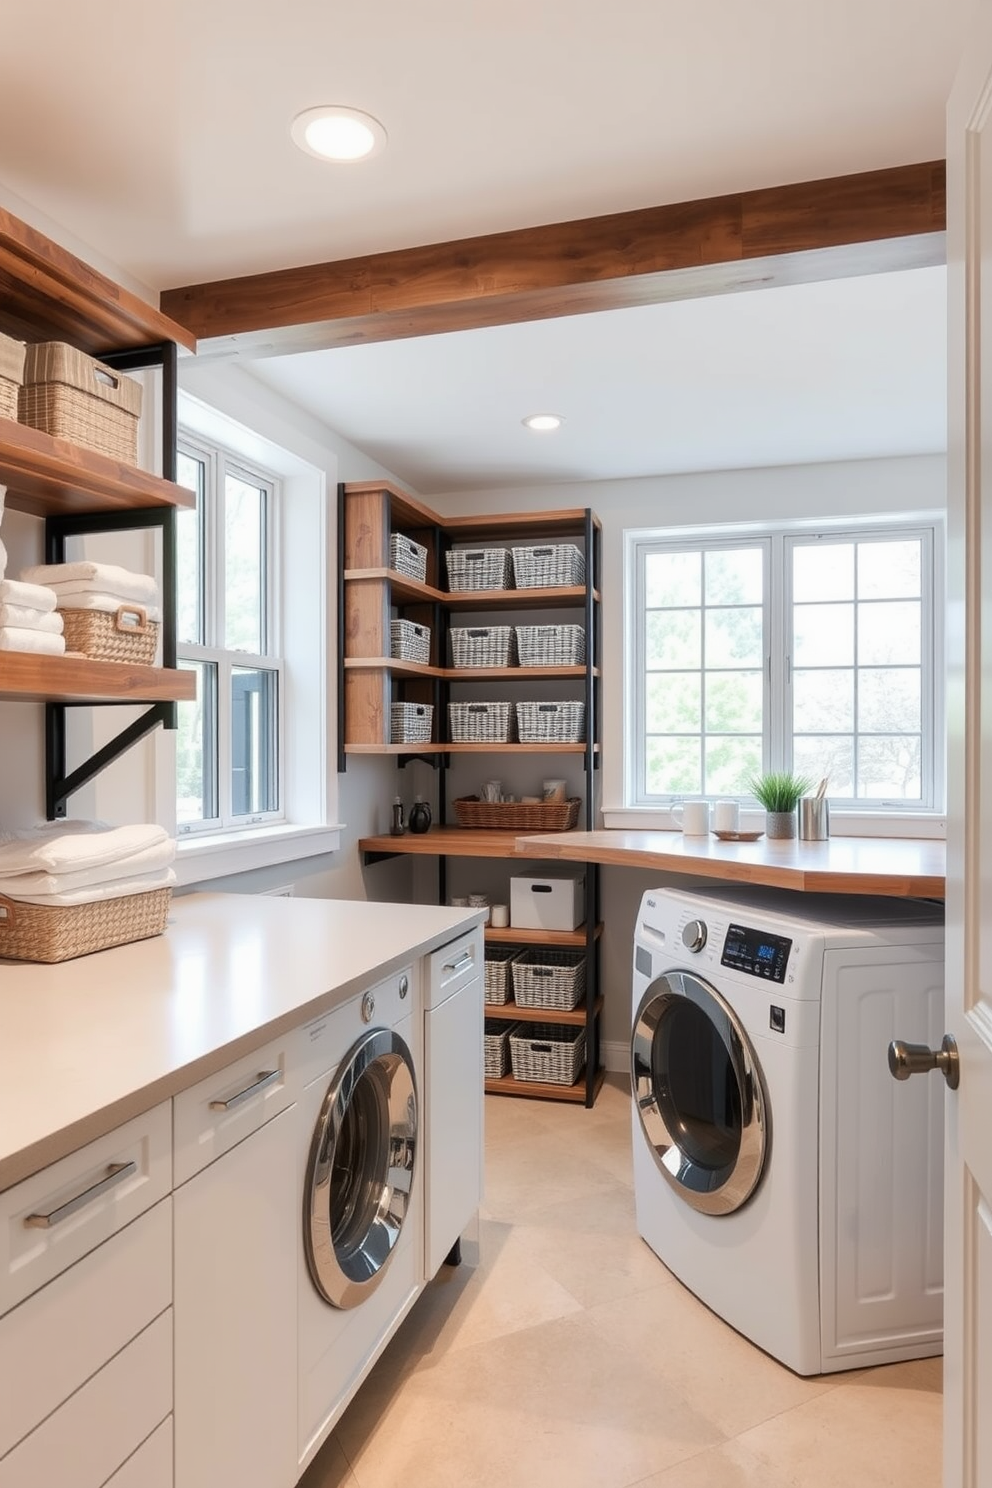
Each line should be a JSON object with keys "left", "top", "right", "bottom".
{"left": 888, "top": 1035, "right": 960, "bottom": 1090}
{"left": 209, "top": 1068, "right": 280, "bottom": 1111}
{"left": 24, "top": 1161, "right": 137, "bottom": 1229}
{"left": 443, "top": 950, "right": 474, "bottom": 975}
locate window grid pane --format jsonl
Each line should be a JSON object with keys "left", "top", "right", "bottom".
{"left": 224, "top": 473, "right": 266, "bottom": 654}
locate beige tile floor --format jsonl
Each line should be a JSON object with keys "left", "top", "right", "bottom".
{"left": 302, "top": 1075, "right": 943, "bottom": 1488}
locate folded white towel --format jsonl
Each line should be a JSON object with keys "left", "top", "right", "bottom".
{"left": 0, "top": 837, "right": 175, "bottom": 898}
{"left": 0, "top": 628, "right": 65, "bottom": 655}
{"left": 0, "top": 822, "right": 169, "bottom": 876}
{"left": 53, "top": 591, "right": 161, "bottom": 623}
{"left": 0, "top": 536, "right": 6, "bottom": 580}
{"left": 20, "top": 562, "right": 158, "bottom": 605}
{"left": 0, "top": 604, "right": 63, "bottom": 632}
{"left": 0, "top": 866, "right": 175, "bottom": 908}
{"left": 0, "top": 579, "right": 57, "bottom": 613}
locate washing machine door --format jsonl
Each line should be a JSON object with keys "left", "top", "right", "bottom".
{"left": 632, "top": 969, "right": 767, "bottom": 1216}
{"left": 305, "top": 1027, "right": 418, "bottom": 1309}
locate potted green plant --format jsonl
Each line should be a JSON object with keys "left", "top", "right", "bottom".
{"left": 745, "top": 771, "right": 813, "bottom": 840}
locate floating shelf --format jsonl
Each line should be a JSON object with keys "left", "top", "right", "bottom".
{"left": 344, "top": 658, "right": 598, "bottom": 681}
{"left": 359, "top": 828, "right": 552, "bottom": 860}
{"left": 484, "top": 995, "right": 605, "bottom": 1027}
{"left": 0, "top": 418, "right": 195, "bottom": 519}
{"left": 0, "top": 653, "right": 196, "bottom": 705}
{"left": 484, "top": 924, "right": 603, "bottom": 948}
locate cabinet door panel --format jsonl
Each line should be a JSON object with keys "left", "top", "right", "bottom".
{"left": 425, "top": 977, "right": 484, "bottom": 1277}
{"left": 174, "top": 1103, "right": 298, "bottom": 1488}
{"left": 103, "top": 1418, "right": 172, "bottom": 1488}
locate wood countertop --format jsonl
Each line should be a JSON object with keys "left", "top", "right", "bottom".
{"left": 511, "top": 830, "right": 946, "bottom": 897}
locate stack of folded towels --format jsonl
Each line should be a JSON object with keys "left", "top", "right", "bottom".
{"left": 19, "top": 560, "right": 160, "bottom": 624}
{"left": 0, "top": 489, "right": 65, "bottom": 656}
{"left": 0, "top": 821, "right": 175, "bottom": 910}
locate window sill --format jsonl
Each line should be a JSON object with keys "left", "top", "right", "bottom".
{"left": 603, "top": 808, "right": 946, "bottom": 839}
{"left": 175, "top": 823, "right": 344, "bottom": 886}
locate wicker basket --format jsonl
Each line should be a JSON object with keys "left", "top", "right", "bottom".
{"left": 484, "top": 1019, "right": 519, "bottom": 1079}
{"left": 390, "top": 701, "right": 433, "bottom": 744}
{"left": 0, "top": 332, "right": 25, "bottom": 421}
{"left": 60, "top": 605, "right": 158, "bottom": 665}
{"left": 390, "top": 618, "right": 431, "bottom": 664}
{"left": 511, "top": 544, "right": 585, "bottom": 589}
{"left": 452, "top": 796, "right": 581, "bottom": 831}
{"left": 389, "top": 533, "right": 428, "bottom": 584}
{"left": 448, "top": 701, "right": 516, "bottom": 744}
{"left": 0, "top": 886, "right": 171, "bottom": 964}
{"left": 18, "top": 342, "right": 142, "bottom": 465}
{"left": 509, "top": 1023, "right": 587, "bottom": 1086}
{"left": 450, "top": 626, "right": 516, "bottom": 668}
{"left": 515, "top": 624, "right": 586, "bottom": 667}
{"left": 516, "top": 700, "right": 586, "bottom": 744}
{"left": 511, "top": 949, "right": 586, "bottom": 1011}
{"left": 484, "top": 948, "right": 522, "bottom": 1005}
{"left": 445, "top": 547, "right": 514, "bottom": 592}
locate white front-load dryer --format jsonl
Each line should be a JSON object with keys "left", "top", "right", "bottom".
{"left": 297, "top": 964, "right": 423, "bottom": 1471}
{"left": 631, "top": 884, "right": 945, "bottom": 1376}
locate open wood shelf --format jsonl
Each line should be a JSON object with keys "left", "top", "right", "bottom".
{"left": 0, "top": 418, "right": 196, "bottom": 519}
{"left": 484, "top": 1066, "right": 606, "bottom": 1103}
{"left": 484, "top": 995, "right": 604, "bottom": 1027}
{"left": 360, "top": 828, "right": 544, "bottom": 859}
{"left": 344, "top": 568, "right": 447, "bottom": 605}
{"left": 344, "top": 659, "right": 598, "bottom": 681}
{"left": 445, "top": 585, "right": 599, "bottom": 611}
{"left": 0, "top": 653, "right": 197, "bottom": 704}
{"left": 445, "top": 509, "right": 602, "bottom": 542}
{"left": 347, "top": 742, "right": 598, "bottom": 755}
{"left": 0, "top": 204, "right": 197, "bottom": 355}
{"left": 485, "top": 923, "right": 603, "bottom": 947}
{"left": 343, "top": 657, "right": 447, "bottom": 679}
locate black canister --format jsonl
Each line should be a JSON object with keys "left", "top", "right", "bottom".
{"left": 408, "top": 796, "right": 432, "bottom": 834}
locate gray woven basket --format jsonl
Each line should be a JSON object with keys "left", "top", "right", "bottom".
{"left": 515, "top": 624, "right": 586, "bottom": 667}
{"left": 390, "top": 701, "right": 433, "bottom": 743}
{"left": 389, "top": 533, "right": 428, "bottom": 584}
{"left": 446, "top": 547, "right": 514, "bottom": 592}
{"left": 511, "top": 544, "right": 585, "bottom": 588}
{"left": 509, "top": 1023, "right": 586, "bottom": 1086}
{"left": 390, "top": 618, "right": 431, "bottom": 664}
{"left": 484, "top": 1019, "right": 519, "bottom": 1078}
{"left": 510, "top": 950, "right": 586, "bottom": 1010}
{"left": 484, "top": 948, "right": 523, "bottom": 1005}
{"left": 515, "top": 700, "right": 586, "bottom": 743}
{"left": 450, "top": 626, "right": 515, "bottom": 668}
{"left": 448, "top": 701, "right": 516, "bottom": 743}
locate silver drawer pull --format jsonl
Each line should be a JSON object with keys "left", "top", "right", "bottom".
{"left": 209, "top": 1068, "right": 280, "bottom": 1112}
{"left": 443, "top": 949, "right": 474, "bottom": 975}
{"left": 24, "top": 1160, "right": 137, "bottom": 1229}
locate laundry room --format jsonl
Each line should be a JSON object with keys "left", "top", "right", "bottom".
{"left": 0, "top": 3, "right": 985, "bottom": 1487}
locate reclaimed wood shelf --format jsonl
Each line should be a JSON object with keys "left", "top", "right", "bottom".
{"left": 344, "top": 658, "right": 598, "bottom": 681}
{"left": 0, "top": 653, "right": 197, "bottom": 705}
{"left": 360, "top": 827, "right": 553, "bottom": 860}
{"left": 485, "top": 1066, "right": 606, "bottom": 1103}
{"left": 484, "top": 995, "right": 604, "bottom": 1027}
{"left": 0, "top": 204, "right": 197, "bottom": 355}
{"left": 344, "top": 568, "right": 446, "bottom": 605}
{"left": 445, "top": 585, "right": 599, "bottom": 611}
{"left": 347, "top": 742, "right": 598, "bottom": 756}
{"left": 484, "top": 923, "right": 603, "bottom": 948}
{"left": 0, "top": 418, "right": 196, "bottom": 519}
{"left": 343, "top": 657, "right": 446, "bottom": 679}
{"left": 445, "top": 509, "right": 599, "bottom": 541}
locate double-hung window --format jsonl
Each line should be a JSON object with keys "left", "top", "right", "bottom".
{"left": 628, "top": 518, "right": 943, "bottom": 813}
{"left": 175, "top": 435, "right": 283, "bottom": 833}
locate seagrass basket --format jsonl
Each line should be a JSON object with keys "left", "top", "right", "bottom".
{"left": 0, "top": 332, "right": 25, "bottom": 421}
{"left": 18, "top": 342, "right": 142, "bottom": 465}
{"left": 451, "top": 796, "right": 580, "bottom": 831}
{"left": 60, "top": 605, "right": 158, "bottom": 665}
{"left": 0, "top": 886, "right": 172, "bottom": 964}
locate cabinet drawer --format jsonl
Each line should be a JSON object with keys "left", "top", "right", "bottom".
{"left": 103, "top": 1418, "right": 172, "bottom": 1488}
{"left": 174, "top": 1031, "right": 298, "bottom": 1187}
{"left": 0, "top": 1199, "right": 171, "bottom": 1459}
{"left": 0, "top": 1308, "right": 171, "bottom": 1488}
{"left": 427, "top": 928, "right": 484, "bottom": 1009}
{"left": 0, "top": 1102, "right": 171, "bottom": 1318}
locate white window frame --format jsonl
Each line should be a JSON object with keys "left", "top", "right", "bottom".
{"left": 622, "top": 513, "right": 946, "bottom": 830}
{"left": 177, "top": 433, "right": 285, "bottom": 836}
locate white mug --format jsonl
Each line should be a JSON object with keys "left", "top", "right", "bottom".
{"left": 672, "top": 799, "right": 710, "bottom": 836}
{"left": 713, "top": 800, "right": 740, "bottom": 833}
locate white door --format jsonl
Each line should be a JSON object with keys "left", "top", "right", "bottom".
{"left": 946, "top": 13, "right": 992, "bottom": 1484}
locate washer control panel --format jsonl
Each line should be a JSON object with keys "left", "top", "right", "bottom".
{"left": 721, "top": 921, "right": 792, "bottom": 983}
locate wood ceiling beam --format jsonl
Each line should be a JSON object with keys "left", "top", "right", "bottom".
{"left": 160, "top": 160, "right": 945, "bottom": 359}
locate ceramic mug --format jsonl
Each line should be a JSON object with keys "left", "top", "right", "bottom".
{"left": 713, "top": 800, "right": 740, "bottom": 833}
{"left": 490, "top": 903, "right": 509, "bottom": 928}
{"left": 672, "top": 799, "right": 710, "bottom": 836}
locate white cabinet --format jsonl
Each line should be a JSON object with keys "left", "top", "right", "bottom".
{"left": 424, "top": 929, "right": 485, "bottom": 1277}
{"left": 174, "top": 1096, "right": 298, "bottom": 1488}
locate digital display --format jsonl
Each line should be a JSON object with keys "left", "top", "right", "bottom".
{"left": 721, "top": 922, "right": 792, "bottom": 983}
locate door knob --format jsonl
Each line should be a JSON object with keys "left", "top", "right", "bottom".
{"left": 887, "top": 1034, "right": 960, "bottom": 1090}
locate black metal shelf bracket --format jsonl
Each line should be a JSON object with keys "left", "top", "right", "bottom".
{"left": 43, "top": 342, "right": 181, "bottom": 819}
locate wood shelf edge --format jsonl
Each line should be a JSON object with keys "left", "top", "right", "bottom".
{"left": 484, "top": 924, "right": 604, "bottom": 946}
{"left": 0, "top": 418, "right": 196, "bottom": 517}
{"left": 483, "top": 995, "right": 605, "bottom": 1026}
{"left": 484, "top": 1066, "right": 606, "bottom": 1103}
{"left": 0, "top": 654, "right": 197, "bottom": 704}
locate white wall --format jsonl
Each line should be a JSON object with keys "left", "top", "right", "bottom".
{"left": 428, "top": 453, "right": 948, "bottom": 1060}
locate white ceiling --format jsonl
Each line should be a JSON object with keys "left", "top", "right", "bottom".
{"left": 0, "top": 0, "right": 968, "bottom": 488}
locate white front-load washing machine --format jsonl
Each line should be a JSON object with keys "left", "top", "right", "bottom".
{"left": 297, "top": 963, "right": 423, "bottom": 1471}
{"left": 631, "top": 884, "right": 945, "bottom": 1376}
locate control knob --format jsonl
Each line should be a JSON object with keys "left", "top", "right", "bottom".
{"left": 682, "top": 918, "right": 707, "bottom": 953}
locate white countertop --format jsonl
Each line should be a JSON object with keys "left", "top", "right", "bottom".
{"left": 0, "top": 892, "right": 483, "bottom": 1194}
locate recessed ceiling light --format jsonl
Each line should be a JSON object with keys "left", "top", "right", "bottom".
{"left": 522, "top": 414, "right": 564, "bottom": 432}
{"left": 291, "top": 106, "right": 387, "bottom": 162}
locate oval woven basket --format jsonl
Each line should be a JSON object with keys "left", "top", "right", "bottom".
{"left": 452, "top": 796, "right": 580, "bottom": 831}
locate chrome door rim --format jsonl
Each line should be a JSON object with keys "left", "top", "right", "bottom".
{"left": 631, "top": 970, "right": 767, "bottom": 1216}
{"left": 305, "top": 1027, "right": 417, "bottom": 1309}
